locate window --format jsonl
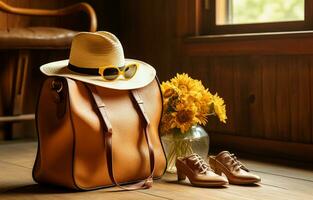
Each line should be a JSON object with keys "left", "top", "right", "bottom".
{"left": 216, "top": 0, "right": 304, "bottom": 25}
{"left": 202, "top": 0, "right": 312, "bottom": 34}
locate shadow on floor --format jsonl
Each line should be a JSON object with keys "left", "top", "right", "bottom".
{"left": 0, "top": 183, "right": 138, "bottom": 195}
{"left": 165, "top": 180, "right": 260, "bottom": 188}
{"left": 162, "top": 173, "right": 261, "bottom": 188}
{"left": 0, "top": 184, "right": 75, "bottom": 195}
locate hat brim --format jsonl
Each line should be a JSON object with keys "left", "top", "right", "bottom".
{"left": 40, "top": 59, "right": 156, "bottom": 90}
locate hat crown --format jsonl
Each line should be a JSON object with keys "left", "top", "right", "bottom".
{"left": 40, "top": 31, "right": 156, "bottom": 90}
{"left": 69, "top": 31, "right": 125, "bottom": 68}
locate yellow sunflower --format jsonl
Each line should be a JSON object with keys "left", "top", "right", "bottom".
{"left": 211, "top": 93, "right": 227, "bottom": 123}
{"left": 170, "top": 73, "right": 204, "bottom": 93}
{"left": 160, "top": 113, "right": 176, "bottom": 134}
{"left": 171, "top": 109, "right": 196, "bottom": 133}
{"left": 161, "top": 81, "right": 178, "bottom": 99}
{"left": 160, "top": 73, "right": 227, "bottom": 134}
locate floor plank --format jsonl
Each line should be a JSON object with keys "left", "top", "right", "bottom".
{"left": 148, "top": 173, "right": 313, "bottom": 200}
{"left": 0, "top": 141, "right": 37, "bottom": 168}
{"left": 0, "top": 141, "right": 312, "bottom": 200}
{"left": 240, "top": 156, "right": 313, "bottom": 181}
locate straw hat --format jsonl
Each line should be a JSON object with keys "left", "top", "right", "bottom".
{"left": 40, "top": 31, "right": 156, "bottom": 90}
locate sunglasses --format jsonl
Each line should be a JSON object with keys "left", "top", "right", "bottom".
{"left": 98, "top": 63, "right": 138, "bottom": 81}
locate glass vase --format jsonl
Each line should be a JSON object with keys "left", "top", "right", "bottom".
{"left": 161, "top": 125, "right": 209, "bottom": 173}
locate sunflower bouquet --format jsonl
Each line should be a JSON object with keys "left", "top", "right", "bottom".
{"left": 160, "top": 73, "right": 227, "bottom": 172}
{"left": 161, "top": 73, "right": 226, "bottom": 134}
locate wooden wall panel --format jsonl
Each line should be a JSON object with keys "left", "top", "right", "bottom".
{"left": 289, "top": 58, "right": 300, "bottom": 142}
{"left": 189, "top": 57, "right": 238, "bottom": 136}
{"left": 310, "top": 57, "right": 313, "bottom": 144}
{"left": 115, "top": 0, "right": 313, "bottom": 148}
{"left": 209, "top": 57, "right": 236, "bottom": 134}
{"left": 233, "top": 57, "right": 252, "bottom": 136}
{"left": 198, "top": 56, "right": 313, "bottom": 144}
{"left": 177, "top": 54, "right": 313, "bottom": 145}
{"left": 248, "top": 58, "right": 264, "bottom": 138}
{"left": 297, "top": 57, "right": 311, "bottom": 143}
{"left": 118, "top": 0, "right": 177, "bottom": 81}
{"left": 261, "top": 57, "right": 278, "bottom": 140}
{"left": 275, "top": 57, "right": 291, "bottom": 141}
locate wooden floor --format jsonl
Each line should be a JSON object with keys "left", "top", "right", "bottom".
{"left": 0, "top": 141, "right": 313, "bottom": 200}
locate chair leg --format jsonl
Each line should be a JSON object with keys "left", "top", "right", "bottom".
{"left": 0, "top": 50, "right": 30, "bottom": 140}
{"left": 11, "top": 50, "right": 31, "bottom": 139}
{"left": 0, "top": 50, "right": 34, "bottom": 140}
{"left": 3, "top": 123, "right": 13, "bottom": 140}
{"left": 0, "top": 52, "right": 15, "bottom": 140}
{"left": 13, "top": 50, "right": 30, "bottom": 116}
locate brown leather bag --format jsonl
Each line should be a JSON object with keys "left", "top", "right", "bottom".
{"left": 32, "top": 77, "right": 167, "bottom": 190}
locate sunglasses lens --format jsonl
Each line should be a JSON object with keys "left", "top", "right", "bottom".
{"left": 124, "top": 64, "right": 137, "bottom": 79}
{"left": 102, "top": 68, "right": 119, "bottom": 80}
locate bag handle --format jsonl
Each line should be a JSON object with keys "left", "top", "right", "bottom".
{"left": 87, "top": 85, "right": 155, "bottom": 190}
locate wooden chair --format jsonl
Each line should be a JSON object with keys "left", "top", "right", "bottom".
{"left": 0, "top": 1, "right": 97, "bottom": 139}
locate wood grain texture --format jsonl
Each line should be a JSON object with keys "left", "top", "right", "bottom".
{"left": 248, "top": 57, "right": 264, "bottom": 138}
{"left": 261, "top": 57, "right": 277, "bottom": 140}
{"left": 297, "top": 57, "right": 312, "bottom": 143}
{"left": 0, "top": 0, "right": 96, "bottom": 31}
{"left": 104, "top": 0, "right": 313, "bottom": 154}
{"left": 1, "top": 0, "right": 313, "bottom": 158}
{"left": 211, "top": 133, "right": 313, "bottom": 162}
{"left": 0, "top": 0, "right": 100, "bottom": 139}
{"left": 183, "top": 31, "right": 313, "bottom": 56}
{"left": 275, "top": 58, "right": 290, "bottom": 141}
{"left": 0, "top": 141, "right": 313, "bottom": 199}
{"left": 310, "top": 56, "right": 313, "bottom": 144}
{"left": 0, "top": 0, "right": 7, "bottom": 28}
{"left": 6, "top": 0, "right": 31, "bottom": 28}
{"left": 181, "top": 55, "right": 313, "bottom": 145}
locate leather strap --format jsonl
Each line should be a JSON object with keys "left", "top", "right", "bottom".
{"left": 86, "top": 84, "right": 155, "bottom": 190}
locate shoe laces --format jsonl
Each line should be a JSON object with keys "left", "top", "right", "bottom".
{"left": 228, "top": 153, "right": 249, "bottom": 172}
{"left": 189, "top": 154, "right": 210, "bottom": 174}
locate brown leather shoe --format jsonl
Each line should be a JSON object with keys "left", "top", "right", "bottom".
{"left": 176, "top": 153, "right": 228, "bottom": 187}
{"left": 209, "top": 151, "right": 261, "bottom": 185}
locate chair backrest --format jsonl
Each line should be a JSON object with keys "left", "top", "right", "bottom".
{"left": 0, "top": 1, "right": 97, "bottom": 32}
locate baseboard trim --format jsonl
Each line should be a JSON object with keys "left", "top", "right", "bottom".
{"left": 210, "top": 134, "right": 313, "bottom": 162}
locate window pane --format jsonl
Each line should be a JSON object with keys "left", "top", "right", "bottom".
{"left": 216, "top": 0, "right": 305, "bottom": 25}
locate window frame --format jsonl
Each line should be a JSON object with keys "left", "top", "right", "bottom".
{"left": 201, "top": 0, "right": 313, "bottom": 35}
